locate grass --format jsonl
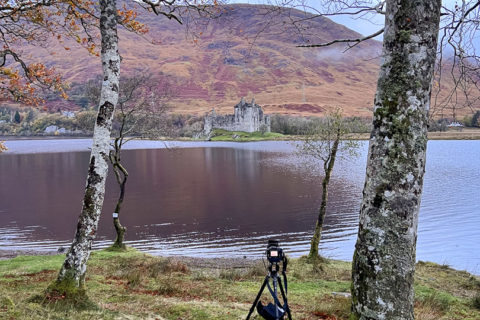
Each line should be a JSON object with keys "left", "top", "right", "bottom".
{"left": 208, "top": 129, "right": 287, "bottom": 141}
{"left": 0, "top": 249, "right": 479, "bottom": 319}
{"left": 204, "top": 127, "right": 480, "bottom": 142}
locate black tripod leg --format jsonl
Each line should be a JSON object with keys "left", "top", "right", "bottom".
{"left": 278, "top": 277, "right": 292, "bottom": 320}
{"left": 246, "top": 276, "right": 269, "bottom": 320}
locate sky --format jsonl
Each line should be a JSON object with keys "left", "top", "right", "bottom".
{"left": 233, "top": 0, "right": 466, "bottom": 41}
{"left": 325, "top": 0, "right": 463, "bottom": 41}
{"left": 230, "top": 0, "right": 384, "bottom": 38}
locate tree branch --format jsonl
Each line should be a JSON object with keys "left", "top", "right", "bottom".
{"left": 297, "top": 28, "right": 384, "bottom": 49}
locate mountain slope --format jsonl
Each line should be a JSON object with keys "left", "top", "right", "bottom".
{"left": 22, "top": 4, "right": 470, "bottom": 117}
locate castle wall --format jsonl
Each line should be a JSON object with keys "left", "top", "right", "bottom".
{"left": 204, "top": 114, "right": 235, "bottom": 133}
{"left": 204, "top": 99, "right": 270, "bottom": 134}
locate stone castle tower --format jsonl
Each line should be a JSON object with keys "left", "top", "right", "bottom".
{"left": 204, "top": 98, "right": 271, "bottom": 134}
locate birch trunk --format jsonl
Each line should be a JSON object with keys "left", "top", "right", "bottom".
{"left": 110, "top": 136, "right": 128, "bottom": 250}
{"left": 49, "top": 0, "right": 120, "bottom": 296}
{"left": 351, "top": 0, "right": 441, "bottom": 319}
{"left": 308, "top": 133, "right": 340, "bottom": 260}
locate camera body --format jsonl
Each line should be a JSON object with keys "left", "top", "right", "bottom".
{"left": 266, "top": 239, "right": 284, "bottom": 264}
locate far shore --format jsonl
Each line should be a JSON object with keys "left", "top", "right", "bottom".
{"left": 2, "top": 128, "right": 480, "bottom": 143}
{"left": 348, "top": 128, "right": 480, "bottom": 140}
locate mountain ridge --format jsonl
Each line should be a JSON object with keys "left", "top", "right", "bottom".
{"left": 16, "top": 4, "right": 470, "bottom": 118}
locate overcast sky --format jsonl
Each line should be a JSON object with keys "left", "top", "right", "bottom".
{"left": 233, "top": 0, "right": 468, "bottom": 42}
{"left": 325, "top": 0, "right": 462, "bottom": 40}
{"left": 230, "top": 0, "right": 385, "bottom": 37}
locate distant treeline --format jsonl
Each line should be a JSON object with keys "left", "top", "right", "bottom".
{"left": 0, "top": 107, "right": 204, "bottom": 137}
{"left": 1, "top": 106, "right": 479, "bottom": 137}
{"left": 270, "top": 114, "right": 372, "bottom": 135}
{"left": 0, "top": 107, "right": 372, "bottom": 137}
{"left": 3, "top": 76, "right": 478, "bottom": 137}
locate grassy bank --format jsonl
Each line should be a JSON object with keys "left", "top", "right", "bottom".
{"left": 207, "top": 128, "right": 480, "bottom": 142}
{"left": 209, "top": 129, "right": 289, "bottom": 141}
{"left": 0, "top": 249, "right": 479, "bottom": 319}
{"left": 342, "top": 128, "right": 480, "bottom": 141}
{"left": 427, "top": 128, "right": 480, "bottom": 140}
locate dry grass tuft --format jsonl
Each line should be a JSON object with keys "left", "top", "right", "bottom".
{"left": 312, "top": 295, "right": 351, "bottom": 320}
{"left": 417, "top": 291, "right": 454, "bottom": 312}
{"left": 472, "top": 294, "right": 480, "bottom": 310}
{"left": 246, "top": 261, "right": 266, "bottom": 278}
{"left": 148, "top": 258, "right": 190, "bottom": 277}
{"left": 415, "top": 300, "right": 444, "bottom": 320}
{"left": 219, "top": 268, "right": 244, "bottom": 281}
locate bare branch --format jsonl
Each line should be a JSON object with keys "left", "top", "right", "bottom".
{"left": 297, "top": 28, "right": 384, "bottom": 49}
{"left": 136, "top": 0, "right": 182, "bottom": 24}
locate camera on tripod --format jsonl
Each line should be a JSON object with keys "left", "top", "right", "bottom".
{"left": 246, "top": 239, "right": 292, "bottom": 320}
{"left": 266, "top": 239, "right": 284, "bottom": 264}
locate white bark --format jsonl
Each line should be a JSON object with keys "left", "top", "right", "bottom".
{"left": 55, "top": 0, "right": 120, "bottom": 288}
{"left": 351, "top": 0, "right": 441, "bottom": 319}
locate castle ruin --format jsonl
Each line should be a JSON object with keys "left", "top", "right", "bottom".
{"left": 203, "top": 98, "right": 271, "bottom": 134}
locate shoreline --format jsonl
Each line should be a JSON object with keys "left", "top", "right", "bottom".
{"left": 0, "top": 249, "right": 59, "bottom": 260}
{"left": 2, "top": 128, "right": 480, "bottom": 142}
{"left": 2, "top": 248, "right": 478, "bottom": 276}
{"left": 0, "top": 248, "right": 262, "bottom": 270}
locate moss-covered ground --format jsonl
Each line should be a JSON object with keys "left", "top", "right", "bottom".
{"left": 0, "top": 249, "right": 479, "bottom": 319}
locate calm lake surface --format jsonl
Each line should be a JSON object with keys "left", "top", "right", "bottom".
{"left": 1, "top": 139, "right": 479, "bottom": 274}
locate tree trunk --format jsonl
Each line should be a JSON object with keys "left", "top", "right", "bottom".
{"left": 308, "top": 134, "right": 340, "bottom": 260}
{"left": 351, "top": 0, "right": 441, "bottom": 319}
{"left": 111, "top": 149, "right": 128, "bottom": 250}
{"left": 112, "top": 214, "right": 126, "bottom": 249}
{"left": 48, "top": 0, "right": 120, "bottom": 298}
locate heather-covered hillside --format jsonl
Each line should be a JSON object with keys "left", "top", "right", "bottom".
{"left": 16, "top": 4, "right": 470, "bottom": 117}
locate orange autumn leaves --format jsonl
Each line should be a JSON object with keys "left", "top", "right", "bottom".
{"left": 118, "top": 4, "right": 149, "bottom": 35}
{"left": 1, "top": 61, "right": 66, "bottom": 105}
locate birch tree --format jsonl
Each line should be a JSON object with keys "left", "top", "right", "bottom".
{"left": 296, "top": 109, "right": 359, "bottom": 262}
{"left": 1, "top": 0, "right": 216, "bottom": 304}
{"left": 350, "top": 1, "right": 441, "bottom": 318}
{"left": 86, "top": 74, "right": 172, "bottom": 250}
{"left": 40, "top": 1, "right": 215, "bottom": 303}
{"left": 45, "top": 0, "right": 121, "bottom": 301}
{"left": 291, "top": 0, "right": 441, "bottom": 317}
{"left": 271, "top": 0, "right": 479, "bottom": 318}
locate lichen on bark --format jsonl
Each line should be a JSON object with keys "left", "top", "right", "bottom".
{"left": 351, "top": 0, "right": 441, "bottom": 319}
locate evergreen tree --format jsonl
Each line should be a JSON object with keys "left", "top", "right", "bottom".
{"left": 25, "top": 110, "right": 35, "bottom": 124}
{"left": 472, "top": 111, "right": 480, "bottom": 127}
{"left": 14, "top": 110, "right": 21, "bottom": 123}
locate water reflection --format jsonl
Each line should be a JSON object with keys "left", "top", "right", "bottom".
{"left": 0, "top": 140, "right": 479, "bottom": 274}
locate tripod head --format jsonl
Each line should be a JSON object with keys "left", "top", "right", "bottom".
{"left": 266, "top": 239, "right": 288, "bottom": 276}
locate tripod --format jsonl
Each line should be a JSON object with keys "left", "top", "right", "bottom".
{"left": 246, "top": 257, "right": 292, "bottom": 320}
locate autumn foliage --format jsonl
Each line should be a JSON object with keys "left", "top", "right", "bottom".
{"left": 0, "top": 141, "right": 6, "bottom": 153}
{"left": 0, "top": 0, "right": 148, "bottom": 105}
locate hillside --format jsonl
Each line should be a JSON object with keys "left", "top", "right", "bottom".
{"left": 15, "top": 4, "right": 474, "bottom": 117}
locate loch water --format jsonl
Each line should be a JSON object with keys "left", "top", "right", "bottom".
{"left": 1, "top": 139, "right": 479, "bottom": 274}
